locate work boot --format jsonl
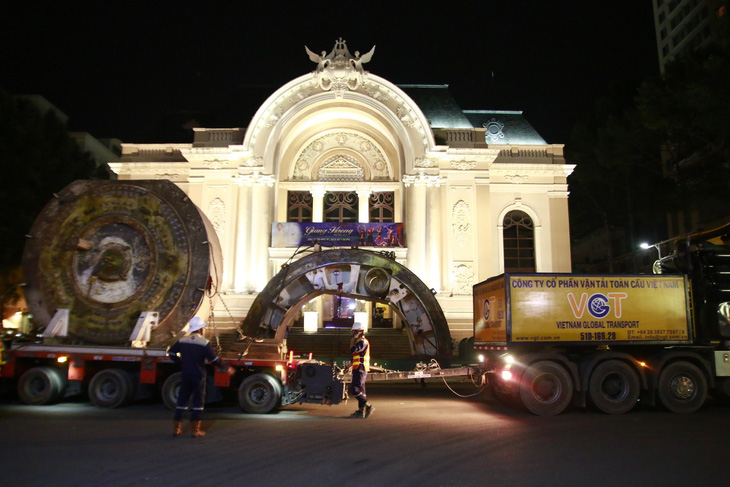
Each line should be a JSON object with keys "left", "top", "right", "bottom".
{"left": 173, "top": 420, "right": 182, "bottom": 437}
{"left": 364, "top": 404, "right": 374, "bottom": 418}
{"left": 191, "top": 420, "right": 206, "bottom": 438}
{"left": 349, "top": 409, "right": 363, "bottom": 418}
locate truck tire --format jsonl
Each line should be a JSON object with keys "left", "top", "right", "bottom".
{"left": 88, "top": 369, "right": 135, "bottom": 408}
{"left": 519, "top": 361, "right": 573, "bottom": 416}
{"left": 161, "top": 372, "right": 217, "bottom": 410}
{"left": 588, "top": 360, "right": 640, "bottom": 414}
{"left": 657, "top": 361, "right": 707, "bottom": 413}
{"left": 238, "top": 373, "right": 282, "bottom": 414}
{"left": 18, "top": 367, "right": 67, "bottom": 405}
{"left": 161, "top": 372, "right": 182, "bottom": 411}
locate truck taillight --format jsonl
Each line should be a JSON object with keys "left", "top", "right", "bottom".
{"left": 501, "top": 369, "right": 514, "bottom": 381}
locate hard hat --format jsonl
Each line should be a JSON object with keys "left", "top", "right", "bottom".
{"left": 188, "top": 316, "right": 206, "bottom": 333}
{"left": 351, "top": 322, "right": 363, "bottom": 332}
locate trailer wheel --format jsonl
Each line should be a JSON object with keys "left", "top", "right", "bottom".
{"left": 519, "top": 361, "right": 573, "bottom": 416}
{"left": 161, "top": 372, "right": 182, "bottom": 411}
{"left": 238, "top": 373, "right": 282, "bottom": 414}
{"left": 588, "top": 360, "right": 640, "bottom": 414}
{"left": 657, "top": 361, "right": 707, "bottom": 413}
{"left": 18, "top": 367, "right": 67, "bottom": 405}
{"left": 88, "top": 369, "right": 135, "bottom": 408}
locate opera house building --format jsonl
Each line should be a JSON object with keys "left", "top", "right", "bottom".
{"left": 109, "top": 39, "right": 573, "bottom": 350}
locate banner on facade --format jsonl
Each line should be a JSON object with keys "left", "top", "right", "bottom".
{"left": 271, "top": 222, "right": 404, "bottom": 248}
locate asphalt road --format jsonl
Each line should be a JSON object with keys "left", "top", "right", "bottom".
{"left": 3, "top": 379, "right": 730, "bottom": 487}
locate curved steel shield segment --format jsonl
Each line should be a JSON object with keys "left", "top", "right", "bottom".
{"left": 22, "top": 180, "right": 222, "bottom": 347}
{"left": 241, "top": 249, "right": 452, "bottom": 359}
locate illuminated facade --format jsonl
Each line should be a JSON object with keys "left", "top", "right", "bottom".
{"left": 109, "top": 39, "right": 574, "bottom": 341}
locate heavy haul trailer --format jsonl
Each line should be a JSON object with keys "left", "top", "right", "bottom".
{"left": 473, "top": 225, "right": 730, "bottom": 416}
{"left": 3, "top": 341, "right": 348, "bottom": 413}
{"left": 0, "top": 180, "right": 345, "bottom": 413}
{"left": 2, "top": 179, "right": 473, "bottom": 413}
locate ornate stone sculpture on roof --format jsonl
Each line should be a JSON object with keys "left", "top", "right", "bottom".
{"left": 305, "top": 38, "right": 375, "bottom": 97}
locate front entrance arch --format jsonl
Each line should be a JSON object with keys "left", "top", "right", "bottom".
{"left": 240, "top": 249, "right": 452, "bottom": 359}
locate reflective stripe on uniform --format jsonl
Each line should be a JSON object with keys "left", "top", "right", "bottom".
{"left": 352, "top": 337, "right": 370, "bottom": 371}
{"left": 179, "top": 335, "right": 210, "bottom": 347}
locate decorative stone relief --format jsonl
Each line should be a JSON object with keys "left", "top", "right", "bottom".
{"left": 452, "top": 200, "right": 471, "bottom": 248}
{"left": 249, "top": 39, "right": 435, "bottom": 156}
{"left": 452, "top": 264, "right": 475, "bottom": 295}
{"left": 318, "top": 154, "right": 365, "bottom": 182}
{"left": 293, "top": 132, "right": 390, "bottom": 181}
{"left": 450, "top": 159, "right": 476, "bottom": 170}
{"left": 306, "top": 38, "right": 375, "bottom": 98}
{"left": 203, "top": 159, "right": 228, "bottom": 170}
{"left": 208, "top": 197, "right": 226, "bottom": 234}
{"left": 484, "top": 118, "right": 505, "bottom": 142}
{"left": 415, "top": 156, "right": 435, "bottom": 168}
{"left": 505, "top": 174, "right": 529, "bottom": 184}
{"left": 364, "top": 83, "right": 391, "bottom": 103}
{"left": 245, "top": 156, "right": 264, "bottom": 168}
{"left": 155, "top": 172, "right": 184, "bottom": 180}
{"left": 265, "top": 86, "right": 314, "bottom": 128}
{"left": 396, "top": 105, "right": 416, "bottom": 128}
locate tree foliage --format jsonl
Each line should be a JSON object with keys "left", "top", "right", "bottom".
{"left": 567, "top": 83, "right": 668, "bottom": 247}
{"left": 0, "top": 89, "right": 109, "bottom": 299}
{"left": 636, "top": 20, "right": 730, "bottom": 223}
{"left": 569, "top": 18, "right": 730, "bottom": 270}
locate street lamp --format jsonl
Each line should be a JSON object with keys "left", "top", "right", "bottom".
{"left": 639, "top": 242, "right": 662, "bottom": 258}
{"left": 640, "top": 242, "right": 662, "bottom": 274}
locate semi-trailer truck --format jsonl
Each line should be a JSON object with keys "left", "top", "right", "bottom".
{"left": 473, "top": 224, "right": 730, "bottom": 415}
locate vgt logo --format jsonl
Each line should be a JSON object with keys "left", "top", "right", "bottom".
{"left": 567, "top": 293, "right": 627, "bottom": 319}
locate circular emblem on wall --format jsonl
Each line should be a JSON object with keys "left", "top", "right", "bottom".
{"left": 484, "top": 118, "right": 505, "bottom": 143}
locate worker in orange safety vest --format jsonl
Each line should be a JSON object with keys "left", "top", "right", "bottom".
{"left": 349, "top": 322, "right": 374, "bottom": 418}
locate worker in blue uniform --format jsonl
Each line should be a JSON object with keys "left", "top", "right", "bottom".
{"left": 349, "top": 322, "right": 374, "bottom": 418}
{"left": 167, "top": 316, "right": 228, "bottom": 437}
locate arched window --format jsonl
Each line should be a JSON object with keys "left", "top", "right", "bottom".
{"left": 369, "top": 192, "right": 394, "bottom": 223}
{"left": 503, "top": 210, "right": 535, "bottom": 272}
{"left": 324, "top": 191, "right": 358, "bottom": 222}
{"left": 287, "top": 191, "right": 313, "bottom": 222}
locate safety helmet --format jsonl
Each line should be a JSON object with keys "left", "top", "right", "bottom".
{"left": 187, "top": 316, "right": 207, "bottom": 333}
{"left": 351, "top": 322, "right": 364, "bottom": 332}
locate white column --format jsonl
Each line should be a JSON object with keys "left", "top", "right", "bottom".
{"left": 426, "top": 186, "right": 442, "bottom": 292}
{"left": 311, "top": 184, "right": 325, "bottom": 223}
{"left": 234, "top": 184, "right": 251, "bottom": 292}
{"left": 357, "top": 188, "right": 372, "bottom": 223}
{"left": 250, "top": 183, "right": 272, "bottom": 291}
{"left": 406, "top": 183, "right": 427, "bottom": 279}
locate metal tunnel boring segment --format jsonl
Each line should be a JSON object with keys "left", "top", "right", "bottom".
{"left": 21, "top": 180, "right": 222, "bottom": 348}
{"left": 240, "top": 248, "right": 453, "bottom": 361}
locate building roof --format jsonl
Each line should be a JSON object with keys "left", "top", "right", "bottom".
{"left": 398, "top": 85, "right": 547, "bottom": 145}
{"left": 463, "top": 110, "right": 546, "bottom": 145}
{"left": 398, "top": 85, "right": 473, "bottom": 129}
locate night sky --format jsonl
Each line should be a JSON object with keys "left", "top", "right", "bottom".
{"left": 2, "top": 2, "right": 658, "bottom": 145}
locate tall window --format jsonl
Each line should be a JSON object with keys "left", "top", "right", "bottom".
{"left": 324, "top": 191, "right": 358, "bottom": 222}
{"left": 287, "top": 191, "right": 313, "bottom": 222}
{"left": 503, "top": 210, "right": 535, "bottom": 272}
{"left": 369, "top": 192, "right": 394, "bottom": 223}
